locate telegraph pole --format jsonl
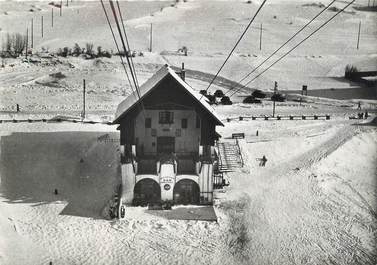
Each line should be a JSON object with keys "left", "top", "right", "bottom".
{"left": 31, "top": 18, "right": 34, "bottom": 49}
{"left": 149, "top": 23, "right": 153, "bottom": 52}
{"left": 60, "top": 1, "right": 62, "bottom": 16}
{"left": 41, "top": 16, "right": 44, "bottom": 38}
{"left": 51, "top": 8, "right": 54, "bottom": 27}
{"left": 357, "top": 20, "right": 361, "bottom": 50}
{"left": 25, "top": 28, "right": 28, "bottom": 59}
{"left": 259, "top": 23, "right": 262, "bottom": 50}
{"left": 82, "top": 79, "right": 86, "bottom": 121}
{"left": 272, "top": 81, "right": 277, "bottom": 117}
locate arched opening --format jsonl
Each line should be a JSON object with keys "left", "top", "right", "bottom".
{"left": 133, "top": 179, "right": 161, "bottom": 206}
{"left": 173, "top": 179, "right": 200, "bottom": 205}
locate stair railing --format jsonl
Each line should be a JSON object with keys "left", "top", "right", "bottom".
{"left": 215, "top": 142, "right": 224, "bottom": 171}
{"left": 235, "top": 139, "right": 244, "bottom": 167}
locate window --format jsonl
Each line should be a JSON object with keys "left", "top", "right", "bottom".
{"left": 181, "top": 118, "right": 188, "bottom": 129}
{"left": 159, "top": 111, "right": 174, "bottom": 124}
{"left": 145, "top": 118, "right": 151, "bottom": 128}
{"left": 196, "top": 115, "right": 201, "bottom": 128}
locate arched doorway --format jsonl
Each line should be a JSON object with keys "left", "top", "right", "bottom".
{"left": 133, "top": 179, "right": 161, "bottom": 206}
{"left": 173, "top": 179, "right": 200, "bottom": 205}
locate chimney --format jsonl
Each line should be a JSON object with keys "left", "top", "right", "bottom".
{"left": 180, "top": 62, "right": 185, "bottom": 81}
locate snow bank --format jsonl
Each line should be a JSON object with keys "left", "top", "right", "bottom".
{"left": 218, "top": 121, "right": 377, "bottom": 264}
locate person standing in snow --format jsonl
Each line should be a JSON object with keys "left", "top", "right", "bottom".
{"left": 259, "top": 155, "right": 267, "bottom": 167}
{"left": 262, "top": 155, "right": 267, "bottom": 166}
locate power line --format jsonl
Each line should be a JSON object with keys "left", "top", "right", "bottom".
{"left": 108, "top": 0, "right": 141, "bottom": 101}
{"left": 104, "top": 0, "right": 146, "bottom": 117}
{"left": 201, "top": 0, "right": 268, "bottom": 98}
{"left": 225, "top": 0, "right": 336, "bottom": 96}
{"left": 116, "top": 0, "right": 140, "bottom": 89}
{"left": 100, "top": 0, "right": 134, "bottom": 97}
{"left": 229, "top": 0, "right": 356, "bottom": 97}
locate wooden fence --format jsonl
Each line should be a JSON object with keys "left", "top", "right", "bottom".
{"left": 224, "top": 114, "right": 330, "bottom": 122}
{"left": 0, "top": 118, "right": 113, "bottom": 125}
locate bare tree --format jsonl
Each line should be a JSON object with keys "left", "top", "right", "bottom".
{"left": 73, "top": 43, "right": 81, "bottom": 56}
{"left": 97, "top": 46, "right": 102, "bottom": 57}
{"left": 86, "top": 43, "right": 94, "bottom": 56}
{"left": 5, "top": 33, "right": 12, "bottom": 52}
{"left": 13, "top": 33, "right": 27, "bottom": 55}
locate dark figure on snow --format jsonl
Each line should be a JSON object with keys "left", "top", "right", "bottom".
{"left": 120, "top": 205, "right": 125, "bottom": 218}
{"left": 16, "top": 104, "right": 20, "bottom": 112}
{"left": 259, "top": 155, "right": 267, "bottom": 167}
{"left": 365, "top": 111, "right": 369, "bottom": 119}
{"left": 357, "top": 101, "right": 361, "bottom": 110}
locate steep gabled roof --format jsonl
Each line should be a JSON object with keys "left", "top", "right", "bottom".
{"left": 113, "top": 64, "right": 224, "bottom": 126}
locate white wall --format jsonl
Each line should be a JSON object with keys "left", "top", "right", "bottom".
{"left": 159, "top": 164, "right": 176, "bottom": 201}
{"left": 198, "top": 163, "right": 214, "bottom": 203}
{"left": 121, "top": 163, "right": 135, "bottom": 204}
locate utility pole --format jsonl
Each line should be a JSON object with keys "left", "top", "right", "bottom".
{"left": 259, "top": 23, "right": 262, "bottom": 50}
{"left": 301, "top": 85, "right": 308, "bottom": 106}
{"left": 51, "top": 8, "right": 54, "bottom": 27}
{"left": 82, "top": 79, "right": 86, "bottom": 121}
{"left": 31, "top": 18, "right": 33, "bottom": 49}
{"left": 41, "top": 16, "right": 44, "bottom": 38}
{"left": 25, "top": 28, "right": 28, "bottom": 59}
{"left": 368, "top": 0, "right": 370, "bottom": 6}
{"left": 357, "top": 20, "right": 361, "bottom": 50}
{"left": 60, "top": 1, "right": 62, "bottom": 16}
{"left": 272, "top": 81, "right": 277, "bottom": 117}
{"left": 66, "top": 0, "right": 68, "bottom": 7}
{"left": 149, "top": 23, "right": 153, "bottom": 52}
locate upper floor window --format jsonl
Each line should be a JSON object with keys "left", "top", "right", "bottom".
{"left": 159, "top": 111, "right": 174, "bottom": 124}
{"left": 145, "top": 118, "right": 151, "bottom": 128}
{"left": 181, "top": 118, "right": 188, "bottom": 129}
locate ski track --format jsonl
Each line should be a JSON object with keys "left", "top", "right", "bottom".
{"left": 222, "top": 123, "right": 377, "bottom": 265}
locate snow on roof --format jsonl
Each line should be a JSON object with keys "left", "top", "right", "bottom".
{"left": 113, "top": 64, "right": 224, "bottom": 126}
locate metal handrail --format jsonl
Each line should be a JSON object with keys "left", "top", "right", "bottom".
{"left": 235, "top": 139, "right": 244, "bottom": 167}
{"left": 215, "top": 142, "right": 223, "bottom": 172}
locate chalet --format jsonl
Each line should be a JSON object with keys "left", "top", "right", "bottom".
{"left": 114, "top": 64, "right": 224, "bottom": 206}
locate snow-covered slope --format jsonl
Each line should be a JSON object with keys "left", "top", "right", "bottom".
{"left": 0, "top": 118, "right": 376, "bottom": 264}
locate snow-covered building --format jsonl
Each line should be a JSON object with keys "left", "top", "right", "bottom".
{"left": 114, "top": 64, "right": 223, "bottom": 206}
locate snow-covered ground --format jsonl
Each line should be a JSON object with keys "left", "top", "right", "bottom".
{"left": 0, "top": 114, "right": 376, "bottom": 265}
{"left": 0, "top": 0, "right": 376, "bottom": 264}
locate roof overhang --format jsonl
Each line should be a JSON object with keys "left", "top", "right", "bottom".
{"left": 113, "top": 64, "right": 224, "bottom": 126}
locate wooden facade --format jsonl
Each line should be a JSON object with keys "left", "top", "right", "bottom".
{"left": 116, "top": 71, "right": 222, "bottom": 156}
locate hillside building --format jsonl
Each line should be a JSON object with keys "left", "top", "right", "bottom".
{"left": 113, "top": 64, "right": 223, "bottom": 206}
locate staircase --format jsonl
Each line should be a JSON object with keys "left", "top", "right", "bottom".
{"left": 217, "top": 141, "right": 243, "bottom": 172}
